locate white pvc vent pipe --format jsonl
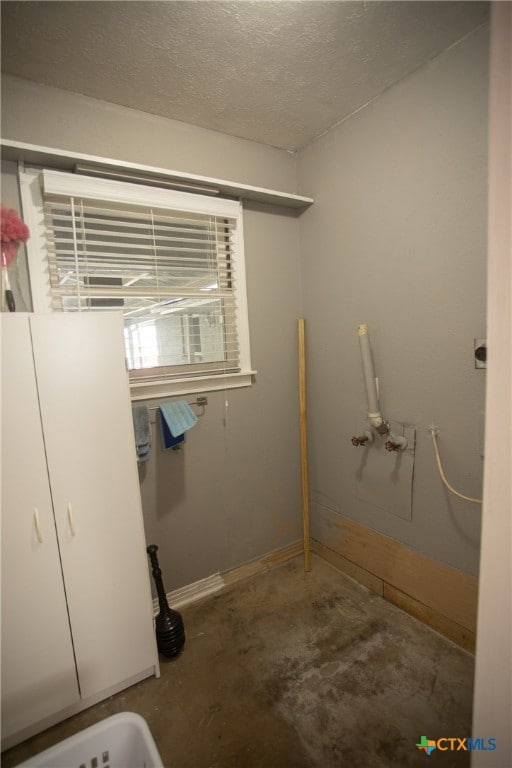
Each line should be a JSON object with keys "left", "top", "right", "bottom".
{"left": 356, "top": 324, "right": 408, "bottom": 451}
{"left": 357, "top": 324, "right": 389, "bottom": 436}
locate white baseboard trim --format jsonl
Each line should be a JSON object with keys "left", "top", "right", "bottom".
{"left": 153, "top": 572, "right": 224, "bottom": 614}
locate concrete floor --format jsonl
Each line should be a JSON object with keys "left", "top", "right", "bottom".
{"left": 3, "top": 555, "right": 474, "bottom": 768}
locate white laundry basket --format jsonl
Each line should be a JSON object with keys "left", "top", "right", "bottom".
{"left": 15, "top": 712, "right": 164, "bottom": 768}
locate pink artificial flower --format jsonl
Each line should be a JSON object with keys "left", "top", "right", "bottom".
{"left": 1, "top": 205, "right": 30, "bottom": 267}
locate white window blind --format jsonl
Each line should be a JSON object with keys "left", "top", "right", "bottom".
{"left": 21, "top": 168, "right": 253, "bottom": 396}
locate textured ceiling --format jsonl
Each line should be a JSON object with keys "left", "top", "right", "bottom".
{"left": 1, "top": 1, "right": 489, "bottom": 151}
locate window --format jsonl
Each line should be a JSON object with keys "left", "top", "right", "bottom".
{"left": 20, "top": 168, "right": 254, "bottom": 397}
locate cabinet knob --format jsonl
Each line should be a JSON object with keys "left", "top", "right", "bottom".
{"left": 33, "top": 508, "right": 43, "bottom": 543}
{"left": 67, "top": 503, "right": 76, "bottom": 537}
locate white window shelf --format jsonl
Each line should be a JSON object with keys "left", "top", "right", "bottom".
{"left": 1, "top": 139, "right": 313, "bottom": 211}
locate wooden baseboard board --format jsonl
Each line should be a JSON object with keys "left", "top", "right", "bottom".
{"left": 222, "top": 540, "right": 303, "bottom": 586}
{"left": 156, "top": 540, "right": 303, "bottom": 613}
{"left": 312, "top": 526, "right": 477, "bottom": 653}
{"left": 313, "top": 538, "right": 384, "bottom": 596}
{"left": 383, "top": 583, "right": 476, "bottom": 652}
{"left": 154, "top": 530, "right": 477, "bottom": 652}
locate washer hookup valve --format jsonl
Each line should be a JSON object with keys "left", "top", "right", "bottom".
{"left": 385, "top": 436, "right": 408, "bottom": 452}
{"left": 351, "top": 431, "right": 374, "bottom": 447}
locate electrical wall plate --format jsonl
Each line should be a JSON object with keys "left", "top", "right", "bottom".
{"left": 474, "top": 338, "right": 487, "bottom": 369}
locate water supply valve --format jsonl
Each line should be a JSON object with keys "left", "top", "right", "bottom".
{"left": 351, "top": 431, "right": 374, "bottom": 447}
{"left": 385, "top": 436, "right": 408, "bottom": 452}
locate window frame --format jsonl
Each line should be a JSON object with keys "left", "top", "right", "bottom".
{"left": 19, "top": 167, "right": 255, "bottom": 399}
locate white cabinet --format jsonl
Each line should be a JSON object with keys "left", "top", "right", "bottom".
{"left": 1, "top": 313, "right": 159, "bottom": 750}
{"left": 1, "top": 314, "right": 80, "bottom": 742}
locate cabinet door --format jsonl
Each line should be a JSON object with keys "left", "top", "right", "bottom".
{"left": 30, "top": 313, "right": 157, "bottom": 700}
{"left": 1, "top": 315, "right": 80, "bottom": 742}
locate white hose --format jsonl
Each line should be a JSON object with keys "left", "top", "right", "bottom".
{"left": 430, "top": 428, "right": 482, "bottom": 504}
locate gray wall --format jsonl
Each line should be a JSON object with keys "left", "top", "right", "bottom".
{"left": 1, "top": 75, "right": 297, "bottom": 192}
{"left": 297, "top": 25, "right": 489, "bottom": 576}
{"left": 1, "top": 24, "right": 489, "bottom": 584}
{"left": 1, "top": 79, "right": 303, "bottom": 590}
{"left": 140, "top": 203, "right": 303, "bottom": 587}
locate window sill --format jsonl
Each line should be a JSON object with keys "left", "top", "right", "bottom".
{"left": 130, "top": 370, "right": 257, "bottom": 401}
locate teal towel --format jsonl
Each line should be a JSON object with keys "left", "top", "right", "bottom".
{"left": 132, "top": 405, "right": 151, "bottom": 462}
{"left": 159, "top": 400, "right": 198, "bottom": 438}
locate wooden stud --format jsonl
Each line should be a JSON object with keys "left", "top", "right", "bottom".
{"left": 298, "top": 318, "right": 312, "bottom": 572}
